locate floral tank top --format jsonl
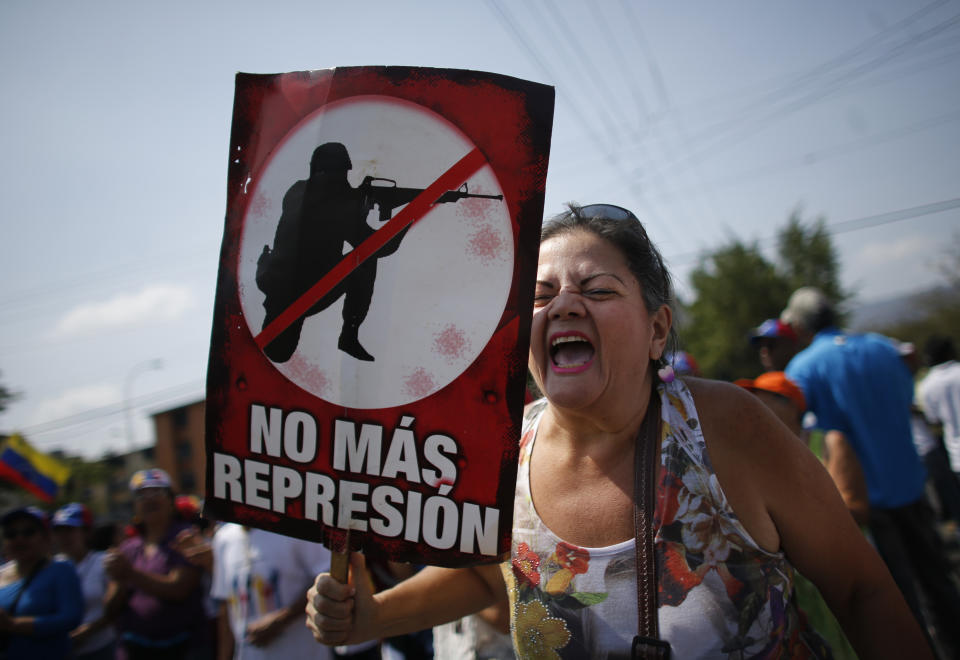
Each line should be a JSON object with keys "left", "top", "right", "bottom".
{"left": 502, "top": 379, "right": 831, "bottom": 659}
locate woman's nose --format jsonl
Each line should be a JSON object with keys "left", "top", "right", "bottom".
{"left": 549, "top": 289, "right": 585, "bottom": 319}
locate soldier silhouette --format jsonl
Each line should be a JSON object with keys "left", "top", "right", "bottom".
{"left": 256, "top": 142, "right": 408, "bottom": 363}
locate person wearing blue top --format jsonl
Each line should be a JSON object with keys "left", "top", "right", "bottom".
{"left": 53, "top": 502, "right": 117, "bottom": 660}
{"left": 782, "top": 287, "right": 960, "bottom": 658}
{"left": 0, "top": 505, "right": 84, "bottom": 659}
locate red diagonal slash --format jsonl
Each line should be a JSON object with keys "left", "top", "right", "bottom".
{"left": 254, "top": 147, "right": 488, "bottom": 350}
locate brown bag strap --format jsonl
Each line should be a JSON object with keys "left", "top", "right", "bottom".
{"left": 633, "top": 384, "right": 671, "bottom": 660}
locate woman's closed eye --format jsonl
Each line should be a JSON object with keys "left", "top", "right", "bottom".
{"left": 533, "top": 287, "right": 617, "bottom": 306}
{"left": 584, "top": 288, "right": 615, "bottom": 298}
{"left": 533, "top": 288, "right": 555, "bottom": 306}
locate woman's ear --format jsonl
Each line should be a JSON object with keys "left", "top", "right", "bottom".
{"left": 648, "top": 304, "right": 673, "bottom": 361}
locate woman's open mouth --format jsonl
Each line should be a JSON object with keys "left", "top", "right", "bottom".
{"left": 550, "top": 333, "right": 595, "bottom": 373}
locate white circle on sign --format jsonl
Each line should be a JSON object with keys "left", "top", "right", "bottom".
{"left": 237, "top": 95, "right": 514, "bottom": 409}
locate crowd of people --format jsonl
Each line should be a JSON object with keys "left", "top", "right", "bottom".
{"left": 0, "top": 464, "right": 449, "bottom": 660}
{"left": 3, "top": 203, "right": 960, "bottom": 659}
{"left": 744, "top": 291, "right": 960, "bottom": 659}
{"left": 0, "top": 469, "right": 352, "bottom": 660}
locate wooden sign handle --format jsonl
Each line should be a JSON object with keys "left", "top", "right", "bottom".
{"left": 329, "top": 528, "right": 351, "bottom": 584}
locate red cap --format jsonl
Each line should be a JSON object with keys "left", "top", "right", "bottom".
{"left": 175, "top": 495, "right": 201, "bottom": 521}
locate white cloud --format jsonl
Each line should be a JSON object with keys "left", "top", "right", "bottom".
{"left": 52, "top": 284, "right": 195, "bottom": 338}
{"left": 856, "top": 235, "right": 936, "bottom": 266}
{"left": 30, "top": 383, "right": 120, "bottom": 426}
{"left": 848, "top": 235, "right": 944, "bottom": 301}
{"left": 18, "top": 383, "right": 160, "bottom": 459}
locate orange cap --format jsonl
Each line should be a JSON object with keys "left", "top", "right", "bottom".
{"left": 734, "top": 371, "right": 806, "bottom": 412}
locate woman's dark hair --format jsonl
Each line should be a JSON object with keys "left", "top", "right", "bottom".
{"left": 541, "top": 203, "right": 679, "bottom": 355}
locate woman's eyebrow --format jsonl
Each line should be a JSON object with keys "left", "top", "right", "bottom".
{"left": 581, "top": 272, "right": 625, "bottom": 285}
{"left": 536, "top": 273, "right": 626, "bottom": 288}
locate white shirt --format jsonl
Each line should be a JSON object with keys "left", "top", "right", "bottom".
{"left": 433, "top": 614, "right": 516, "bottom": 659}
{"left": 211, "top": 524, "right": 332, "bottom": 660}
{"left": 57, "top": 550, "right": 116, "bottom": 654}
{"left": 910, "top": 408, "right": 939, "bottom": 456}
{"left": 920, "top": 360, "right": 960, "bottom": 471}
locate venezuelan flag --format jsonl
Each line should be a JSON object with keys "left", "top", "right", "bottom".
{"left": 0, "top": 434, "right": 70, "bottom": 503}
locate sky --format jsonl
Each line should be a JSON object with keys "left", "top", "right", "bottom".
{"left": 1, "top": 0, "right": 958, "bottom": 459}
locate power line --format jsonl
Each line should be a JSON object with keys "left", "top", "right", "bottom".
{"left": 592, "top": 2, "right": 960, "bottom": 193}
{"left": 829, "top": 198, "right": 960, "bottom": 235}
{"left": 675, "top": 1, "right": 955, "bottom": 146}
{"left": 589, "top": 1, "right": 653, "bottom": 125}
{"left": 533, "top": 1, "right": 712, "bottom": 236}
{"left": 618, "top": 0, "right": 670, "bottom": 114}
{"left": 654, "top": 9, "right": 960, "bottom": 179}
{"left": 616, "top": 0, "right": 731, "bottom": 237}
{"left": 546, "top": 32, "right": 960, "bottom": 168}
{"left": 9, "top": 379, "right": 205, "bottom": 438}
{"left": 482, "top": 0, "right": 681, "bottom": 245}
{"left": 665, "top": 197, "right": 960, "bottom": 266}
{"left": 536, "top": 4, "right": 960, "bottom": 200}
{"left": 646, "top": 106, "right": 960, "bottom": 203}
{"left": 531, "top": 0, "right": 628, "bottom": 148}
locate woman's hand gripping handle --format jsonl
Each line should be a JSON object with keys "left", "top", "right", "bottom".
{"left": 306, "top": 552, "right": 379, "bottom": 646}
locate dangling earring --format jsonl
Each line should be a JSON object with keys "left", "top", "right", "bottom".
{"left": 656, "top": 356, "right": 675, "bottom": 383}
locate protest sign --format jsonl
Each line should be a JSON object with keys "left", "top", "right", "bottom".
{"left": 205, "top": 67, "right": 554, "bottom": 566}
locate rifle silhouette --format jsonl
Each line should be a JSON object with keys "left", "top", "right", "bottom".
{"left": 358, "top": 176, "right": 503, "bottom": 222}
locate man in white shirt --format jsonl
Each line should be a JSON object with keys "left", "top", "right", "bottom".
{"left": 211, "top": 523, "right": 333, "bottom": 660}
{"left": 920, "top": 335, "right": 960, "bottom": 475}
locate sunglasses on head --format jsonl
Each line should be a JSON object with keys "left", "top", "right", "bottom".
{"left": 580, "top": 203, "right": 640, "bottom": 222}
{"left": 3, "top": 526, "right": 40, "bottom": 540}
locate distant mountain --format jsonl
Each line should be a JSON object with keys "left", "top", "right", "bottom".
{"left": 847, "top": 287, "right": 944, "bottom": 332}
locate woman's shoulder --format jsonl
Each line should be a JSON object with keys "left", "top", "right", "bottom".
{"left": 680, "top": 377, "right": 772, "bottom": 438}
{"left": 680, "top": 375, "right": 753, "bottom": 402}
{"left": 662, "top": 377, "right": 776, "bottom": 477}
{"left": 679, "top": 376, "right": 797, "bottom": 553}
{"left": 680, "top": 375, "right": 807, "bottom": 468}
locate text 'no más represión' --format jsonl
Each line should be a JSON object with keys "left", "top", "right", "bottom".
{"left": 212, "top": 404, "right": 502, "bottom": 556}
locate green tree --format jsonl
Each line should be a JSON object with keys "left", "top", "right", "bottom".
{"left": 935, "top": 232, "right": 960, "bottom": 289}
{"left": 682, "top": 242, "right": 792, "bottom": 380}
{"left": 679, "top": 211, "right": 847, "bottom": 380}
{"left": 777, "top": 210, "right": 849, "bottom": 305}
{"left": 55, "top": 454, "right": 111, "bottom": 514}
{"left": 0, "top": 371, "right": 18, "bottom": 413}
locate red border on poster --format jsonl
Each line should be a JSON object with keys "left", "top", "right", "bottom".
{"left": 205, "top": 67, "right": 554, "bottom": 566}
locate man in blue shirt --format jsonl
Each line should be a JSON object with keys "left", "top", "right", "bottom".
{"left": 783, "top": 287, "right": 960, "bottom": 656}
